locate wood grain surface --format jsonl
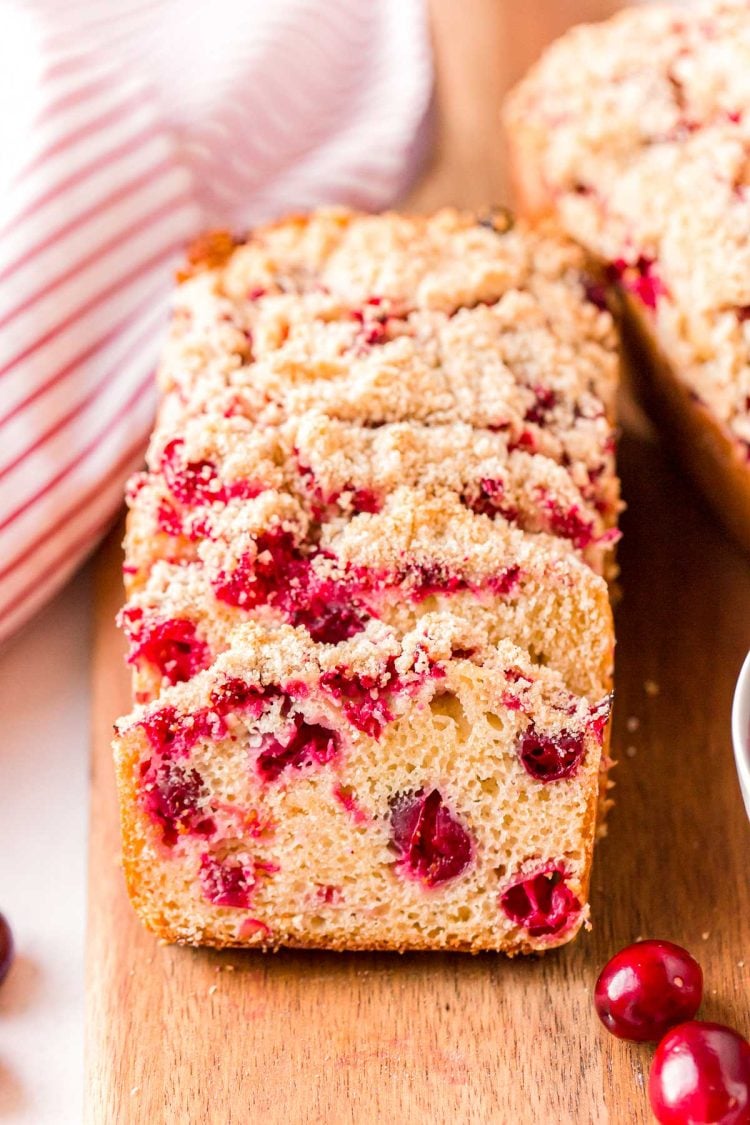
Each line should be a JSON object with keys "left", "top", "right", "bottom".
{"left": 84, "top": 3, "right": 750, "bottom": 1122}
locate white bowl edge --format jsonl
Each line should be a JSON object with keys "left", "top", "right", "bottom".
{"left": 731, "top": 649, "right": 750, "bottom": 822}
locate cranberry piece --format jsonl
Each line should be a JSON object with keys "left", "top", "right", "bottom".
{"left": 200, "top": 853, "right": 255, "bottom": 908}
{"left": 296, "top": 459, "right": 382, "bottom": 518}
{"left": 500, "top": 866, "right": 581, "bottom": 937}
{"left": 256, "top": 716, "right": 340, "bottom": 781}
{"left": 126, "top": 616, "right": 211, "bottom": 685}
{"left": 320, "top": 668, "right": 394, "bottom": 738}
{"left": 595, "top": 940, "right": 703, "bottom": 1042}
{"left": 138, "top": 705, "right": 226, "bottom": 758}
{"left": 518, "top": 724, "right": 586, "bottom": 782}
{"left": 511, "top": 428, "right": 537, "bottom": 453}
{"left": 291, "top": 587, "right": 368, "bottom": 644}
{"left": 466, "top": 477, "right": 520, "bottom": 523}
{"left": 584, "top": 278, "right": 609, "bottom": 311}
{"left": 216, "top": 471, "right": 258, "bottom": 503}
{"left": 161, "top": 438, "right": 261, "bottom": 507}
{"left": 350, "top": 488, "right": 381, "bottom": 514}
{"left": 389, "top": 789, "right": 473, "bottom": 887}
{"left": 333, "top": 784, "right": 368, "bottom": 824}
{"left": 351, "top": 306, "right": 391, "bottom": 348}
{"left": 161, "top": 439, "right": 222, "bottom": 505}
{"left": 408, "top": 563, "right": 466, "bottom": 600}
{"left": 140, "top": 759, "right": 216, "bottom": 846}
{"left": 543, "top": 500, "right": 596, "bottom": 550}
{"left": 611, "top": 256, "right": 667, "bottom": 310}
{"left": 589, "top": 696, "right": 612, "bottom": 741}
{"left": 649, "top": 1021, "right": 750, "bottom": 1125}
{"left": 478, "top": 477, "right": 506, "bottom": 504}
{"left": 0, "top": 913, "right": 14, "bottom": 987}
{"left": 213, "top": 533, "right": 371, "bottom": 643}
{"left": 317, "top": 884, "right": 341, "bottom": 904}
{"left": 524, "top": 384, "right": 558, "bottom": 426}
{"left": 213, "top": 552, "right": 263, "bottom": 609}
{"left": 487, "top": 564, "right": 521, "bottom": 596}
{"left": 467, "top": 478, "right": 504, "bottom": 518}
{"left": 210, "top": 677, "right": 272, "bottom": 720}
{"left": 213, "top": 530, "right": 302, "bottom": 609}
{"left": 156, "top": 500, "right": 185, "bottom": 537}
{"left": 359, "top": 320, "right": 388, "bottom": 346}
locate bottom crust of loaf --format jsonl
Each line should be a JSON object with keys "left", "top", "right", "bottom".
{"left": 618, "top": 294, "right": 750, "bottom": 555}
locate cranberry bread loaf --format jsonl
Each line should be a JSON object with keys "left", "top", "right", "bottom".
{"left": 504, "top": 0, "right": 750, "bottom": 553}
{"left": 114, "top": 208, "right": 620, "bottom": 953}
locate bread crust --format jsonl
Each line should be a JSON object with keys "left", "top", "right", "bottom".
{"left": 504, "top": 130, "right": 554, "bottom": 226}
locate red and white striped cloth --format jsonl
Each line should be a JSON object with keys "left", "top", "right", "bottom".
{"left": 0, "top": 0, "right": 432, "bottom": 645}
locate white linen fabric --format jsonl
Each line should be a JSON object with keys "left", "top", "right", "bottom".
{"left": 0, "top": 0, "right": 432, "bottom": 643}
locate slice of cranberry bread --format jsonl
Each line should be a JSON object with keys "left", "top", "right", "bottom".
{"left": 504, "top": 0, "right": 750, "bottom": 552}
{"left": 114, "top": 620, "right": 611, "bottom": 952}
{"left": 121, "top": 497, "right": 612, "bottom": 706}
{"left": 114, "top": 207, "right": 620, "bottom": 952}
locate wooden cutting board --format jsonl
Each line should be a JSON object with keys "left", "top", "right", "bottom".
{"left": 84, "top": 4, "right": 750, "bottom": 1122}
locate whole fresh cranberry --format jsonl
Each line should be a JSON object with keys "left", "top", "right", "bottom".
{"left": 649, "top": 1021, "right": 750, "bottom": 1125}
{"left": 0, "top": 912, "right": 14, "bottom": 986}
{"left": 595, "top": 940, "right": 703, "bottom": 1041}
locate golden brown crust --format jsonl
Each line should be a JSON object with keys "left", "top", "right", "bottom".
{"left": 176, "top": 229, "right": 240, "bottom": 282}
{"left": 504, "top": 130, "right": 555, "bottom": 226}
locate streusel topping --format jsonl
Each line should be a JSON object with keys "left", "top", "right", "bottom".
{"left": 122, "top": 208, "right": 618, "bottom": 704}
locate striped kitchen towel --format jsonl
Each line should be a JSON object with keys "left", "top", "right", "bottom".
{"left": 0, "top": 0, "right": 432, "bottom": 644}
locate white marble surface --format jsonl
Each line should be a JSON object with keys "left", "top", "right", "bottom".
{"left": 0, "top": 569, "right": 91, "bottom": 1125}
